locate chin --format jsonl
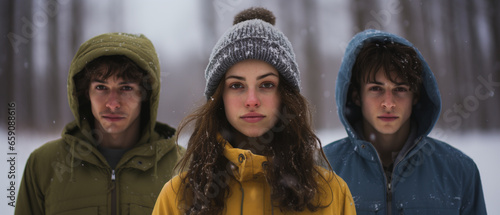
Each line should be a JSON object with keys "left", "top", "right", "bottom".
{"left": 102, "top": 125, "right": 126, "bottom": 134}
{"left": 242, "top": 132, "right": 263, "bottom": 138}
{"left": 240, "top": 129, "right": 268, "bottom": 138}
{"left": 376, "top": 128, "right": 399, "bottom": 135}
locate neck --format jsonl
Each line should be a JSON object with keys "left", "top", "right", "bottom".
{"left": 95, "top": 120, "right": 142, "bottom": 149}
{"left": 362, "top": 119, "right": 411, "bottom": 167}
{"left": 226, "top": 131, "right": 268, "bottom": 155}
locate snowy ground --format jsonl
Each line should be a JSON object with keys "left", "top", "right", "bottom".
{"left": 1, "top": 130, "right": 498, "bottom": 214}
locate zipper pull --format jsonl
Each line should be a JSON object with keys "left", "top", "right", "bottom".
{"left": 387, "top": 182, "right": 392, "bottom": 201}
{"left": 111, "top": 169, "right": 116, "bottom": 181}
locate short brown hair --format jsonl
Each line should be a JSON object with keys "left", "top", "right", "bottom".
{"left": 351, "top": 41, "right": 423, "bottom": 96}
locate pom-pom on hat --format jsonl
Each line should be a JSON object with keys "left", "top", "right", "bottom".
{"left": 204, "top": 7, "right": 300, "bottom": 99}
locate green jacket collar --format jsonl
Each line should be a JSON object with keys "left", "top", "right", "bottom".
{"left": 62, "top": 120, "right": 176, "bottom": 172}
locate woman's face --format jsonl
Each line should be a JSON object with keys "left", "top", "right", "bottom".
{"left": 223, "top": 59, "right": 281, "bottom": 138}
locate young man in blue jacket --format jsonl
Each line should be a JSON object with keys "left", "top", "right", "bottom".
{"left": 323, "top": 29, "right": 486, "bottom": 214}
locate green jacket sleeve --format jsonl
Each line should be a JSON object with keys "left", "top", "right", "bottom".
{"left": 15, "top": 153, "right": 45, "bottom": 215}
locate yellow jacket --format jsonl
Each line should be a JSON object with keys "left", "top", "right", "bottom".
{"left": 153, "top": 143, "right": 356, "bottom": 215}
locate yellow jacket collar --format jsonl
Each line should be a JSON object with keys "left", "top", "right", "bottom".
{"left": 218, "top": 135, "right": 268, "bottom": 182}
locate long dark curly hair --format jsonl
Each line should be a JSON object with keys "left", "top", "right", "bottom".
{"left": 174, "top": 74, "right": 334, "bottom": 214}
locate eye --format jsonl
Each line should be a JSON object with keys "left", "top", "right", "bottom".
{"left": 229, "top": 83, "right": 244, "bottom": 89}
{"left": 95, "top": 85, "right": 107, "bottom": 90}
{"left": 368, "top": 86, "right": 382, "bottom": 91}
{"left": 121, "top": 86, "right": 133, "bottom": 91}
{"left": 260, "top": 82, "right": 275, "bottom": 88}
{"left": 394, "top": 87, "right": 409, "bottom": 92}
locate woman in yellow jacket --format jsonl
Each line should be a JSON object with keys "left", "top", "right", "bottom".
{"left": 153, "top": 7, "right": 356, "bottom": 215}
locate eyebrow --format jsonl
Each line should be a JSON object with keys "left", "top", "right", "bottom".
{"left": 367, "top": 80, "right": 409, "bottom": 86}
{"left": 91, "top": 79, "right": 136, "bottom": 85}
{"left": 257, "top": 73, "right": 279, "bottom": 80}
{"left": 225, "top": 72, "right": 279, "bottom": 81}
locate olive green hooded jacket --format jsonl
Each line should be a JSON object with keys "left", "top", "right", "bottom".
{"left": 15, "top": 33, "right": 183, "bottom": 215}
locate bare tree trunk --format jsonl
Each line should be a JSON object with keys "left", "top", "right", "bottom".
{"left": 280, "top": 0, "right": 297, "bottom": 42}
{"left": 300, "top": 0, "right": 323, "bottom": 129}
{"left": 71, "top": 1, "right": 84, "bottom": 51}
{"left": 419, "top": 1, "right": 440, "bottom": 83}
{"left": 0, "top": 0, "right": 14, "bottom": 114}
{"left": 47, "top": 1, "right": 60, "bottom": 131}
{"left": 351, "top": 0, "right": 378, "bottom": 33}
{"left": 465, "top": 0, "right": 487, "bottom": 129}
{"left": 439, "top": 0, "right": 463, "bottom": 131}
{"left": 486, "top": 0, "right": 500, "bottom": 130}
{"left": 10, "top": 0, "right": 35, "bottom": 130}
{"left": 202, "top": 0, "right": 217, "bottom": 56}
{"left": 400, "top": 0, "right": 426, "bottom": 53}
{"left": 55, "top": 0, "right": 76, "bottom": 128}
{"left": 453, "top": 0, "right": 476, "bottom": 130}
{"left": 490, "top": 0, "right": 500, "bottom": 62}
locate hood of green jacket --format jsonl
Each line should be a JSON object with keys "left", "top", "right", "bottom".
{"left": 67, "top": 32, "right": 162, "bottom": 143}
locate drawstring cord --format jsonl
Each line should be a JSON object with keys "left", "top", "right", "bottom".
{"left": 238, "top": 181, "right": 244, "bottom": 215}
{"left": 153, "top": 142, "right": 159, "bottom": 180}
{"left": 70, "top": 144, "right": 75, "bottom": 182}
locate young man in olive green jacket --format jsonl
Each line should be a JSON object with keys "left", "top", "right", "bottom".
{"left": 15, "top": 33, "right": 184, "bottom": 215}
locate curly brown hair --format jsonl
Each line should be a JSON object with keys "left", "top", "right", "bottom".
{"left": 175, "top": 74, "right": 334, "bottom": 214}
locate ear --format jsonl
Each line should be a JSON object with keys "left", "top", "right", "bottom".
{"left": 352, "top": 89, "right": 361, "bottom": 106}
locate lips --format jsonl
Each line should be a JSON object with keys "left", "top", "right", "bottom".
{"left": 102, "top": 114, "right": 126, "bottom": 122}
{"left": 378, "top": 114, "right": 398, "bottom": 122}
{"left": 240, "top": 112, "right": 265, "bottom": 123}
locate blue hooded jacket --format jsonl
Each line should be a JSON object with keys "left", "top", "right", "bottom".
{"left": 323, "top": 29, "right": 486, "bottom": 214}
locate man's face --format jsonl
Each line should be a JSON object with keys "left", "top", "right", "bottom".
{"left": 89, "top": 75, "right": 142, "bottom": 136}
{"left": 353, "top": 69, "right": 417, "bottom": 136}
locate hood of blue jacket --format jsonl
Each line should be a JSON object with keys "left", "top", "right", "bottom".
{"left": 336, "top": 29, "right": 441, "bottom": 140}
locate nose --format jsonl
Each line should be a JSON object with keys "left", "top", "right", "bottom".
{"left": 105, "top": 90, "right": 121, "bottom": 111}
{"left": 381, "top": 91, "right": 395, "bottom": 110}
{"left": 245, "top": 88, "right": 261, "bottom": 108}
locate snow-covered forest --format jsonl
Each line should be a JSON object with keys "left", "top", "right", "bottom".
{"left": 1, "top": 0, "right": 499, "bottom": 214}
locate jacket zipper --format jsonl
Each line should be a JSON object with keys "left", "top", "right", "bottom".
{"left": 365, "top": 141, "right": 392, "bottom": 215}
{"left": 387, "top": 182, "right": 392, "bottom": 215}
{"left": 388, "top": 136, "right": 423, "bottom": 214}
{"left": 363, "top": 142, "right": 391, "bottom": 215}
{"left": 111, "top": 169, "right": 116, "bottom": 215}
{"left": 377, "top": 155, "right": 391, "bottom": 215}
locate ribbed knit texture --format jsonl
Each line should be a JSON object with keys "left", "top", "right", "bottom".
{"left": 204, "top": 19, "right": 300, "bottom": 98}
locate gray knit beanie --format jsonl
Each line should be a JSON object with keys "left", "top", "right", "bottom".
{"left": 204, "top": 7, "right": 300, "bottom": 98}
